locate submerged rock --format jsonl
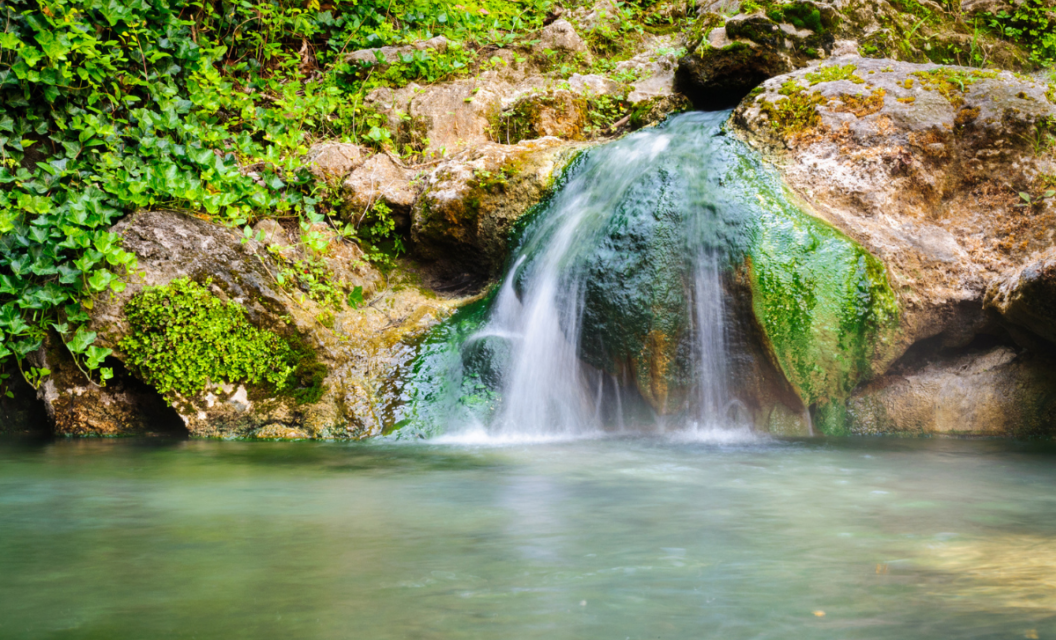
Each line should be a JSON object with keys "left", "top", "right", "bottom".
{"left": 36, "top": 211, "right": 465, "bottom": 439}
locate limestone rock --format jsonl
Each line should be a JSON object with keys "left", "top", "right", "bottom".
{"left": 846, "top": 347, "right": 1056, "bottom": 436}
{"left": 305, "top": 143, "right": 367, "bottom": 180}
{"left": 733, "top": 56, "right": 1056, "bottom": 367}
{"left": 37, "top": 211, "right": 464, "bottom": 439}
{"left": 342, "top": 153, "right": 418, "bottom": 225}
{"left": 362, "top": 51, "right": 546, "bottom": 155}
{"left": 985, "top": 247, "right": 1056, "bottom": 346}
{"left": 412, "top": 137, "right": 586, "bottom": 279}
{"left": 960, "top": 0, "right": 1016, "bottom": 14}
{"left": 615, "top": 39, "right": 681, "bottom": 104}
{"left": 568, "top": 73, "right": 622, "bottom": 96}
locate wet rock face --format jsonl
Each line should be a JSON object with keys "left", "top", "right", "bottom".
{"left": 985, "top": 248, "right": 1056, "bottom": 347}
{"left": 733, "top": 56, "right": 1056, "bottom": 364}
{"left": 846, "top": 346, "right": 1056, "bottom": 437}
{"left": 37, "top": 211, "right": 463, "bottom": 439}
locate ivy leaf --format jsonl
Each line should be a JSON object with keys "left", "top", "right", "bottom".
{"left": 67, "top": 327, "right": 97, "bottom": 354}
{"left": 348, "top": 285, "right": 364, "bottom": 309}
{"left": 87, "top": 269, "right": 114, "bottom": 292}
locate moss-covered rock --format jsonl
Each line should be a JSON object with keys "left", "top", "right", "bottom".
{"left": 36, "top": 210, "right": 465, "bottom": 439}
{"left": 748, "top": 194, "right": 900, "bottom": 412}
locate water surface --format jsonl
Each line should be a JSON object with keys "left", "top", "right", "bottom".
{"left": 2, "top": 435, "right": 1055, "bottom": 639}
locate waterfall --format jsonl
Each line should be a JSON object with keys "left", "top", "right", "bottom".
{"left": 453, "top": 111, "right": 754, "bottom": 439}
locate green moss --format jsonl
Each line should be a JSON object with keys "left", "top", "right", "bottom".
{"left": 911, "top": 68, "right": 999, "bottom": 107}
{"left": 747, "top": 192, "right": 900, "bottom": 417}
{"left": 759, "top": 81, "right": 829, "bottom": 137}
{"left": 120, "top": 278, "right": 324, "bottom": 403}
{"left": 805, "top": 64, "right": 865, "bottom": 86}
{"left": 767, "top": 4, "right": 824, "bottom": 33}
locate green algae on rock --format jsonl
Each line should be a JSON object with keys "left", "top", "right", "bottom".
{"left": 747, "top": 196, "right": 900, "bottom": 410}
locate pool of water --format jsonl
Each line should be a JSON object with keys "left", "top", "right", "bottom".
{"left": 2, "top": 434, "right": 1056, "bottom": 639}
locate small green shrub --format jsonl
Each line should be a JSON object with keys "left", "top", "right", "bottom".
{"left": 986, "top": 0, "right": 1056, "bottom": 67}
{"left": 120, "top": 278, "right": 297, "bottom": 398}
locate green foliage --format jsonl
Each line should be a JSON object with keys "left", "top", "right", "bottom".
{"left": 986, "top": 0, "right": 1056, "bottom": 67}
{"left": 766, "top": 4, "right": 824, "bottom": 33}
{"left": 119, "top": 278, "right": 296, "bottom": 398}
{"left": 0, "top": 0, "right": 557, "bottom": 390}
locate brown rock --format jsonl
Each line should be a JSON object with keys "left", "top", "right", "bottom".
{"left": 533, "top": 19, "right": 592, "bottom": 63}
{"left": 847, "top": 347, "right": 1056, "bottom": 436}
{"left": 343, "top": 153, "right": 418, "bottom": 220}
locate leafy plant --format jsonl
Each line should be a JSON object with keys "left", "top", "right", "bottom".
{"left": 986, "top": 0, "right": 1056, "bottom": 67}
{"left": 0, "top": 0, "right": 557, "bottom": 391}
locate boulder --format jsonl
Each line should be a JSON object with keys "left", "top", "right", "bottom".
{"left": 846, "top": 346, "right": 1056, "bottom": 436}
{"left": 36, "top": 211, "right": 465, "bottom": 439}
{"left": 533, "top": 19, "right": 593, "bottom": 63}
{"left": 734, "top": 56, "right": 1056, "bottom": 368}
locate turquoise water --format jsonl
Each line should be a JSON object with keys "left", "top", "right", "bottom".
{"left": 2, "top": 436, "right": 1056, "bottom": 639}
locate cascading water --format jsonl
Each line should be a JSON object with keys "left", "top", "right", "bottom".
{"left": 454, "top": 111, "right": 757, "bottom": 439}
{"left": 398, "top": 109, "right": 897, "bottom": 441}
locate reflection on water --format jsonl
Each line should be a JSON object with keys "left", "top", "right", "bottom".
{"left": 2, "top": 436, "right": 1056, "bottom": 639}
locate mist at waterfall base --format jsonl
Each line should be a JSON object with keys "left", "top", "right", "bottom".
{"left": 400, "top": 111, "right": 790, "bottom": 442}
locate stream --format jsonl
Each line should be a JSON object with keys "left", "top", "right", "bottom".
{"left": 2, "top": 435, "right": 1056, "bottom": 639}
